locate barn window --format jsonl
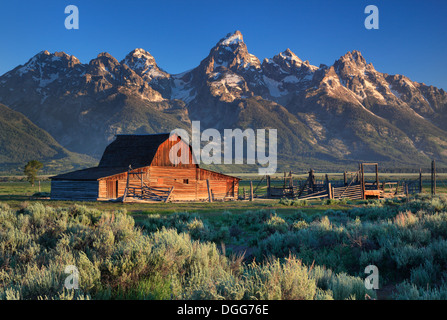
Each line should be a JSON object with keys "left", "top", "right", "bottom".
{"left": 183, "top": 179, "right": 189, "bottom": 184}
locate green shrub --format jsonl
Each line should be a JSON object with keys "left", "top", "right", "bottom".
{"left": 292, "top": 220, "right": 309, "bottom": 230}
{"left": 279, "top": 198, "right": 292, "bottom": 206}
{"left": 3, "top": 198, "right": 447, "bottom": 300}
{"left": 263, "top": 214, "right": 288, "bottom": 234}
{"left": 393, "top": 281, "right": 447, "bottom": 300}
{"left": 311, "top": 265, "right": 376, "bottom": 300}
{"left": 242, "top": 257, "right": 316, "bottom": 300}
{"left": 410, "top": 261, "right": 439, "bottom": 288}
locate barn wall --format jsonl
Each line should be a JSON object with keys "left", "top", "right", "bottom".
{"left": 94, "top": 166, "right": 239, "bottom": 201}
{"left": 51, "top": 180, "right": 99, "bottom": 201}
{"left": 99, "top": 167, "right": 149, "bottom": 199}
{"left": 99, "top": 172, "right": 128, "bottom": 199}
{"left": 98, "top": 180, "right": 106, "bottom": 199}
{"left": 150, "top": 137, "right": 198, "bottom": 167}
{"left": 198, "top": 168, "right": 239, "bottom": 200}
{"left": 148, "top": 166, "right": 199, "bottom": 201}
{"left": 149, "top": 167, "right": 239, "bottom": 201}
{"left": 207, "top": 178, "right": 237, "bottom": 200}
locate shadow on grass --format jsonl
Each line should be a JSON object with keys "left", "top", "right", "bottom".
{"left": 0, "top": 195, "right": 35, "bottom": 201}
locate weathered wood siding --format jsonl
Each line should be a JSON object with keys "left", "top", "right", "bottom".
{"left": 98, "top": 171, "right": 130, "bottom": 199}
{"left": 97, "top": 166, "right": 239, "bottom": 201}
{"left": 54, "top": 135, "right": 239, "bottom": 202}
{"left": 148, "top": 166, "right": 198, "bottom": 201}
{"left": 149, "top": 167, "right": 238, "bottom": 201}
{"left": 150, "top": 136, "right": 198, "bottom": 167}
{"left": 197, "top": 168, "right": 238, "bottom": 200}
{"left": 51, "top": 180, "right": 99, "bottom": 201}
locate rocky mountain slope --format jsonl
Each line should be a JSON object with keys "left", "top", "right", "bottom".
{"left": 1, "top": 30, "right": 446, "bottom": 172}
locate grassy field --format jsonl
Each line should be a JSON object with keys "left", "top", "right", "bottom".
{"left": 1, "top": 179, "right": 447, "bottom": 300}
{"left": 0, "top": 181, "right": 353, "bottom": 215}
{"left": 1, "top": 178, "right": 446, "bottom": 224}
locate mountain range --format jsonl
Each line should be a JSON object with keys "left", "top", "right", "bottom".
{"left": 1, "top": 30, "right": 446, "bottom": 173}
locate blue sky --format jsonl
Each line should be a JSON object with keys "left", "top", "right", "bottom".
{"left": 1, "top": 0, "right": 446, "bottom": 89}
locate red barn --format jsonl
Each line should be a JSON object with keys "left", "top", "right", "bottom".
{"left": 50, "top": 134, "right": 240, "bottom": 202}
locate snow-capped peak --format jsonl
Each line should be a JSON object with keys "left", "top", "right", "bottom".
{"left": 338, "top": 50, "right": 367, "bottom": 66}
{"left": 129, "top": 48, "right": 155, "bottom": 61}
{"left": 219, "top": 30, "right": 244, "bottom": 47}
{"left": 208, "top": 31, "right": 261, "bottom": 71}
{"left": 278, "top": 48, "right": 303, "bottom": 66}
{"left": 14, "top": 50, "right": 81, "bottom": 77}
{"left": 122, "top": 48, "right": 168, "bottom": 81}
{"left": 264, "top": 49, "right": 317, "bottom": 75}
{"left": 122, "top": 48, "right": 157, "bottom": 68}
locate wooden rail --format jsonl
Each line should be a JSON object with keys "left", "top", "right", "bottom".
{"left": 332, "top": 184, "right": 363, "bottom": 200}
{"left": 124, "top": 185, "right": 174, "bottom": 202}
{"left": 298, "top": 189, "right": 329, "bottom": 200}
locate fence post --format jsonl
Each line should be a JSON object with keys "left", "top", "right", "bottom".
{"left": 309, "top": 169, "right": 315, "bottom": 192}
{"left": 375, "top": 164, "right": 379, "bottom": 189}
{"left": 289, "top": 171, "right": 293, "bottom": 188}
{"left": 250, "top": 181, "right": 253, "bottom": 201}
{"left": 431, "top": 160, "right": 436, "bottom": 196}
{"left": 361, "top": 163, "right": 365, "bottom": 200}
{"left": 357, "top": 163, "right": 361, "bottom": 183}
{"left": 283, "top": 172, "right": 286, "bottom": 189}
{"left": 207, "top": 179, "right": 213, "bottom": 203}
{"left": 328, "top": 182, "right": 333, "bottom": 200}
{"left": 419, "top": 168, "right": 422, "bottom": 193}
{"left": 266, "top": 175, "right": 271, "bottom": 198}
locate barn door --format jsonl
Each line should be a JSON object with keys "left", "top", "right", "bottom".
{"left": 226, "top": 180, "right": 234, "bottom": 197}
{"left": 106, "top": 180, "right": 117, "bottom": 198}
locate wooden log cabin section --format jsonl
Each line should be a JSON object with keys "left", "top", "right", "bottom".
{"left": 50, "top": 134, "right": 240, "bottom": 202}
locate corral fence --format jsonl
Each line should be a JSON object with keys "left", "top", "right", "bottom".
{"left": 239, "top": 160, "right": 444, "bottom": 201}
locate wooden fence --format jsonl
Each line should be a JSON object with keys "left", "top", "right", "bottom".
{"left": 332, "top": 184, "right": 363, "bottom": 200}
{"left": 247, "top": 161, "right": 444, "bottom": 201}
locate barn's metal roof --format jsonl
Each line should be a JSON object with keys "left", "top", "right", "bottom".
{"left": 50, "top": 133, "right": 240, "bottom": 181}
{"left": 51, "top": 133, "right": 171, "bottom": 180}
{"left": 50, "top": 166, "right": 128, "bottom": 181}
{"left": 99, "top": 133, "right": 171, "bottom": 168}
